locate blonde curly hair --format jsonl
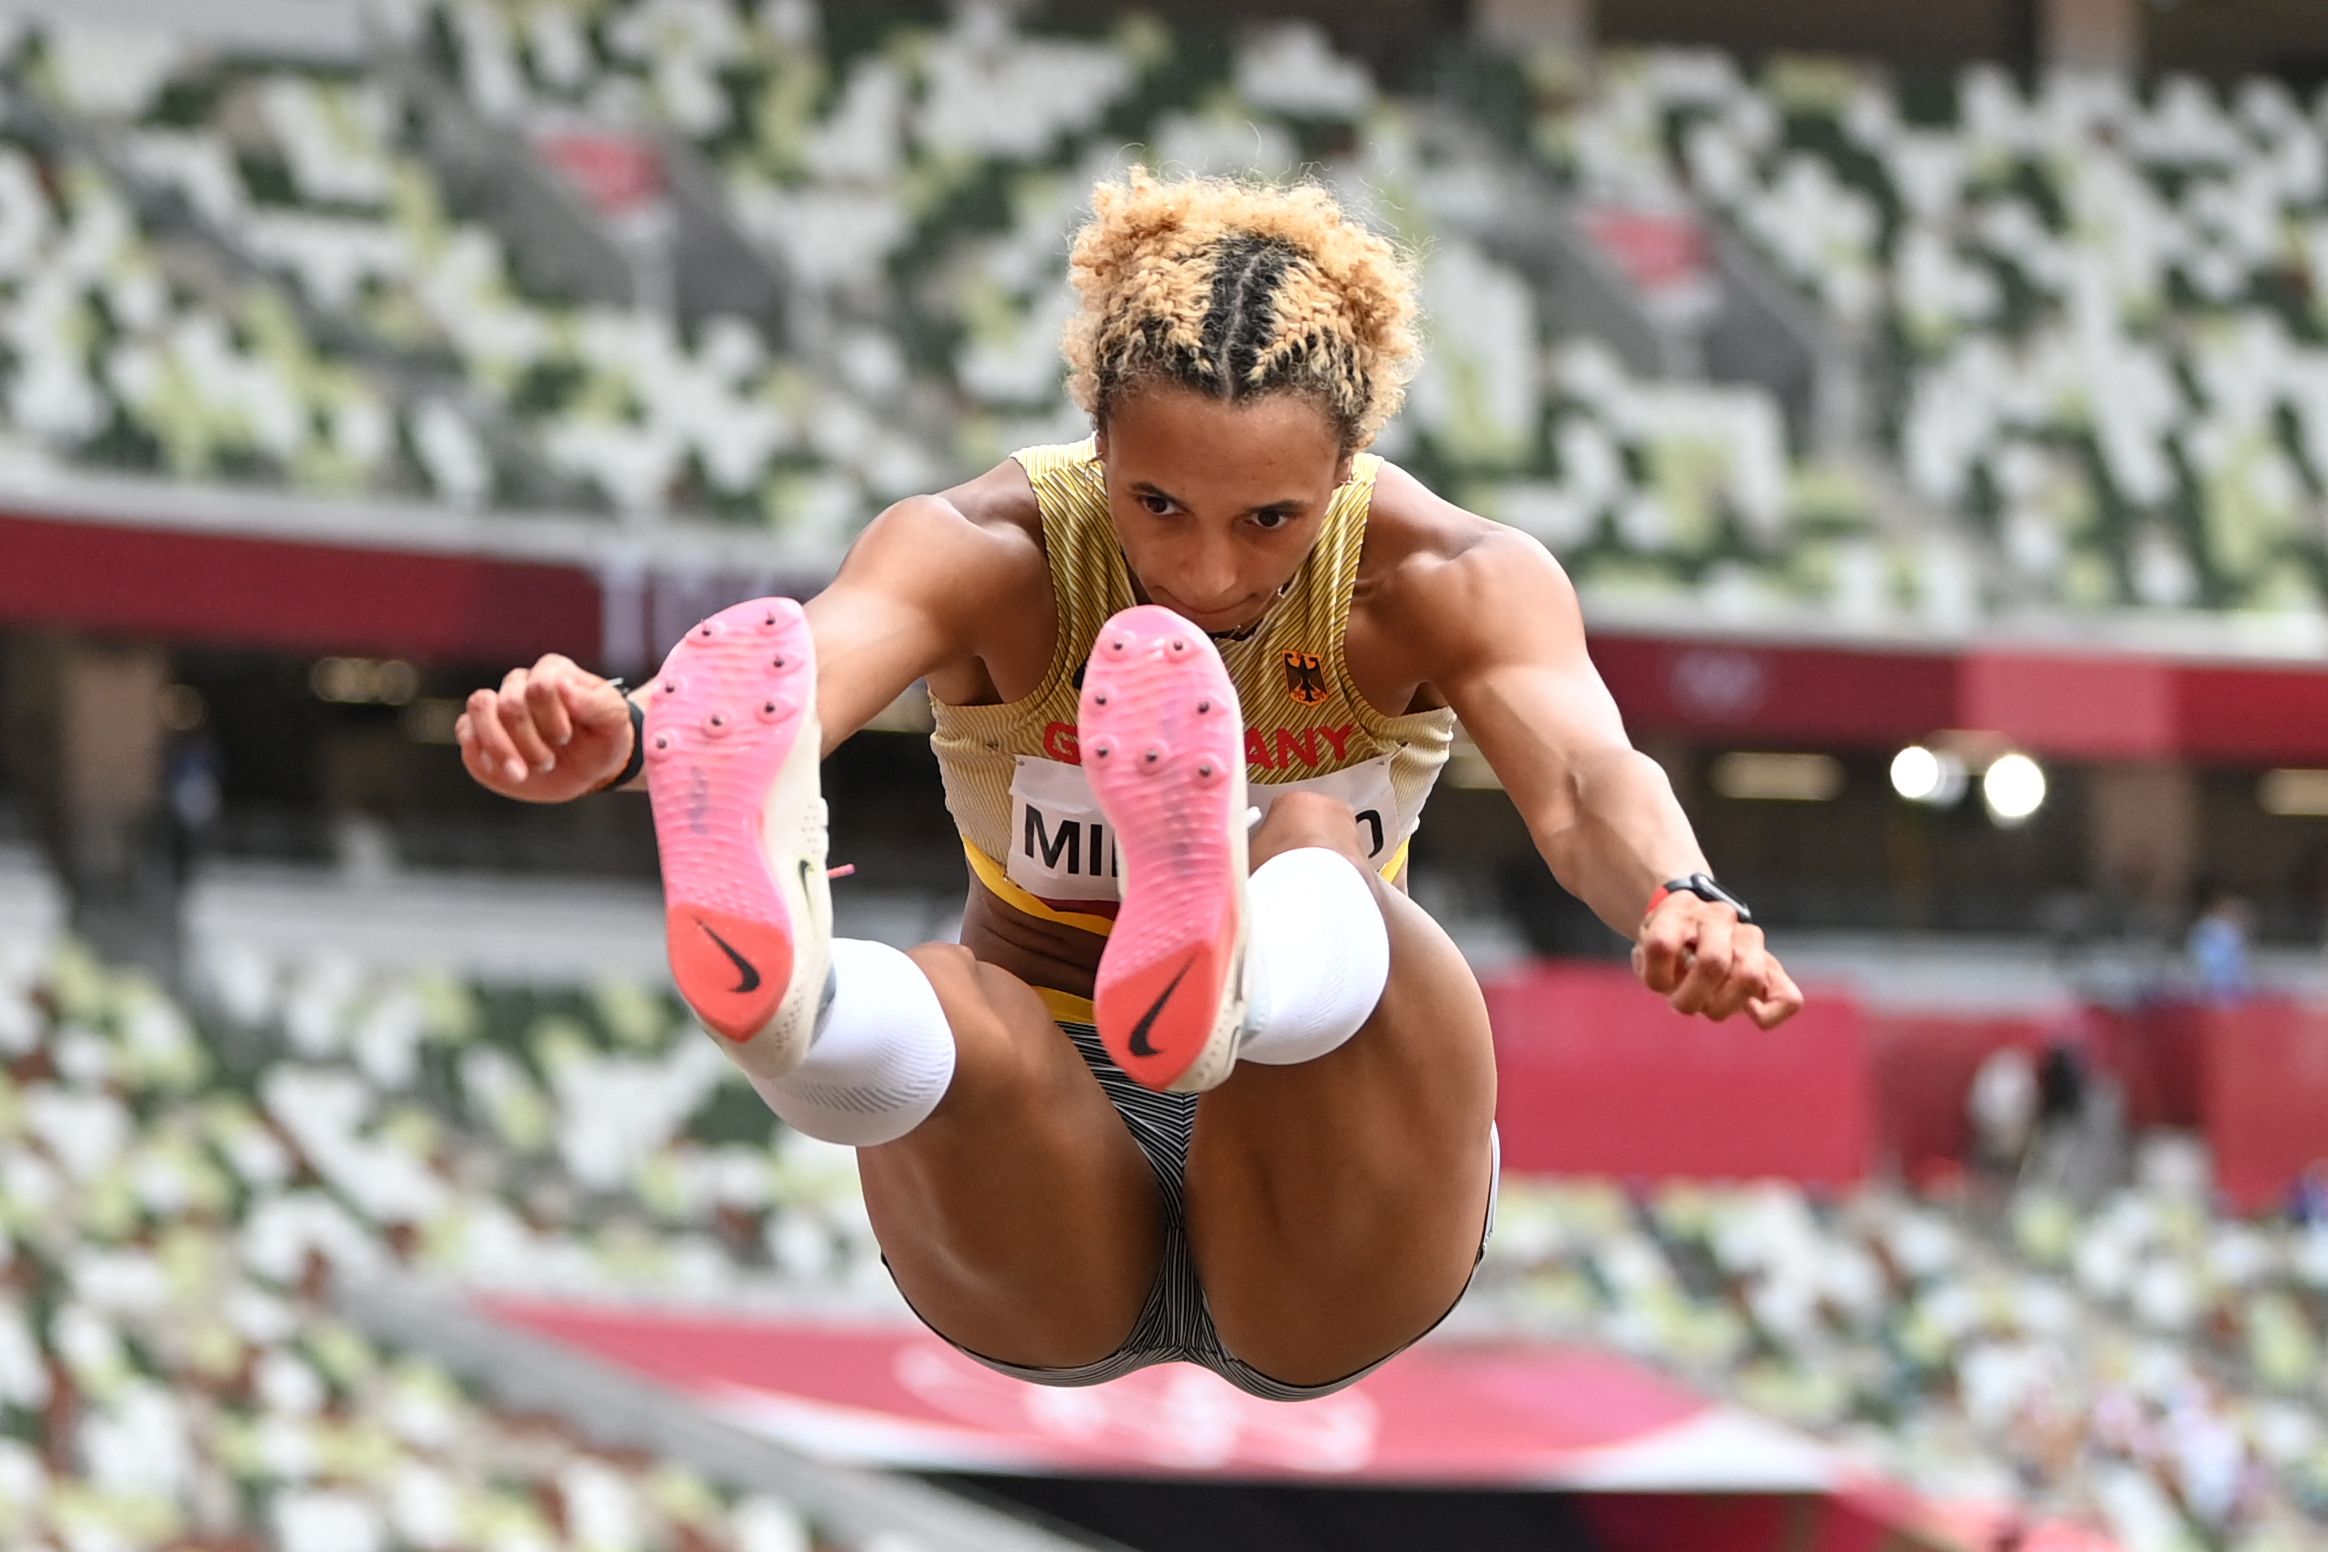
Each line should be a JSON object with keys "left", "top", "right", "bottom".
{"left": 1061, "top": 167, "right": 1423, "bottom": 453}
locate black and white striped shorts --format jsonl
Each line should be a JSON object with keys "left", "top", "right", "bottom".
{"left": 909, "top": 1020, "right": 1499, "bottom": 1402}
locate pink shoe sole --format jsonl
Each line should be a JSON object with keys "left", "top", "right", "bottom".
{"left": 1079, "top": 605, "right": 1248, "bottom": 1093}
{"left": 643, "top": 598, "right": 832, "bottom": 1082}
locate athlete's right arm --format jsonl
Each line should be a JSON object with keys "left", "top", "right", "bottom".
{"left": 801, "top": 491, "right": 1041, "bottom": 757}
{"left": 457, "top": 494, "right": 1032, "bottom": 801}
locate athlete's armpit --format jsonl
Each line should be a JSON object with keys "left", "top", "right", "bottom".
{"left": 803, "top": 493, "right": 1049, "bottom": 753}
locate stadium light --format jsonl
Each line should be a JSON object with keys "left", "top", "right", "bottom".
{"left": 1982, "top": 752, "right": 2047, "bottom": 826}
{"left": 401, "top": 699, "right": 464, "bottom": 745}
{"left": 2260, "top": 769, "right": 2328, "bottom": 817}
{"left": 1891, "top": 746, "right": 1939, "bottom": 800}
{"left": 310, "top": 657, "right": 420, "bottom": 707}
{"left": 1710, "top": 752, "right": 1844, "bottom": 801}
{"left": 1889, "top": 745, "right": 1968, "bottom": 806}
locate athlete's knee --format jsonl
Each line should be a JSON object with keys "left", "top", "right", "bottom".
{"left": 901, "top": 943, "right": 1066, "bottom": 1102}
{"left": 901, "top": 943, "right": 999, "bottom": 1048}
{"left": 902, "top": 941, "right": 981, "bottom": 1005}
{"left": 1250, "top": 791, "right": 1373, "bottom": 871}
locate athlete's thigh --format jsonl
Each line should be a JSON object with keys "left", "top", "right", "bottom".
{"left": 1196, "top": 870, "right": 1497, "bottom": 1186}
{"left": 1184, "top": 883, "right": 1497, "bottom": 1383}
{"left": 1369, "top": 880, "right": 1499, "bottom": 1111}
{"left": 856, "top": 945, "right": 1168, "bottom": 1370}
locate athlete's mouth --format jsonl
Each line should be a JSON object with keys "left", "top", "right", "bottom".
{"left": 1150, "top": 590, "right": 1258, "bottom": 630}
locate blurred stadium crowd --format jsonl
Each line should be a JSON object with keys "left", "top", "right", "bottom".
{"left": 0, "top": 938, "right": 917, "bottom": 1552}
{"left": 1, "top": 930, "right": 2323, "bottom": 1549}
{"left": 0, "top": 0, "right": 2316, "bottom": 627}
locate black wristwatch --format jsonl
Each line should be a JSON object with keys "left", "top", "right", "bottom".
{"left": 1649, "top": 872, "right": 1753, "bottom": 924}
{"left": 590, "top": 679, "right": 648, "bottom": 794}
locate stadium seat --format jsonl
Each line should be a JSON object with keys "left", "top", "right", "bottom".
{"left": 0, "top": 937, "right": 891, "bottom": 1550}
{"left": 1515, "top": 47, "right": 2328, "bottom": 616}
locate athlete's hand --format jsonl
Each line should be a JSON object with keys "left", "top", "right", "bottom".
{"left": 1631, "top": 893, "right": 1804, "bottom": 1030}
{"left": 455, "top": 654, "right": 638, "bottom": 803}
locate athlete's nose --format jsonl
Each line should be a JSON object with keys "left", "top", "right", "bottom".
{"left": 1182, "top": 545, "right": 1242, "bottom": 612}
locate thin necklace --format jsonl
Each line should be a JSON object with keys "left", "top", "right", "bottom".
{"left": 1124, "top": 561, "right": 1296, "bottom": 643}
{"left": 1208, "top": 576, "right": 1297, "bottom": 643}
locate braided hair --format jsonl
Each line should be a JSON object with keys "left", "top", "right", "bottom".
{"left": 1062, "top": 167, "right": 1423, "bottom": 453}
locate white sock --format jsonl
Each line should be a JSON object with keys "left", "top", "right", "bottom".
{"left": 741, "top": 939, "right": 957, "bottom": 1146}
{"left": 1236, "top": 847, "right": 1390, "bottom": 1066}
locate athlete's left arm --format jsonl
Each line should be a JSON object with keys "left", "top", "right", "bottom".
{"left": 1416, "top": 525, "right": 1804, "bottom": 1029}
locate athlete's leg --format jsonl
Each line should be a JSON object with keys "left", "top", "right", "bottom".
{"left": 1185, "top": 791, "right": 1498, "bottom": 1387}
{"left": 645, "top": 599, "right": 1161, "bottom": 1371}
{"left": 854, "top": 944, "right": 1167, "bottom": 1369}
{"left": 1072, "top": 607, "right": 1495, "bottom": 1386}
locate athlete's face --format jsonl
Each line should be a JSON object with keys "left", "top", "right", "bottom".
{"left": 1096, "top": 386, "right": 1354, "bottom": 636}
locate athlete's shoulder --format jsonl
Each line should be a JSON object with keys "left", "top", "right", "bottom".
{"left": 851, "top": 456, "right": 1049, "bottom": 599}
{"left": 1358, "top": 458, "right": 1575, "bottom": 626}
{"left": 931, "top": 452, "right": 1050, "bottom": 545}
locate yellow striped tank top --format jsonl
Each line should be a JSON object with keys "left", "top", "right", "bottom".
{"left": 930, "top": 436, "right": 1456, "bottom": 933}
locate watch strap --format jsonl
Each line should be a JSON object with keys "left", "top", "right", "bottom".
{"left": 589, "top": 680, "right": 647, "bottom": 794}
{"left": 1646, "top": 872, "right": 1753, "bottom": 924}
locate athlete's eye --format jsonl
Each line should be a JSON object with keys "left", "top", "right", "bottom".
{"left": 1138, "top": 493, "right": 1175, "bottom": 516}
{"left": 1253, "top": 509, "right": 1293, "bottom": 531}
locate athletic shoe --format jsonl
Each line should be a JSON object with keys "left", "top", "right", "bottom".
{"left": 1079, "top": 605, "right": 1248, "bottom": 1093}
{"left": 644, "top": 598, "right": 832, "bottom": 1082}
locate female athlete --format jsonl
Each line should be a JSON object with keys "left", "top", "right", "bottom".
{"left": 457, "top": 168, "right": 1804, "bottom": 1400}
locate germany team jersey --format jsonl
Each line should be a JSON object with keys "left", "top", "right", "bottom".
{"left": 928, "top": 436, "right": 1456, "bottom": 935}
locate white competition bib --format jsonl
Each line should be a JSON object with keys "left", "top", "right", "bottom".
{"left": 1005, "top": 752, "right": 1414, "bottom": 904}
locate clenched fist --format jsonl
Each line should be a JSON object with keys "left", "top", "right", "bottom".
{"left": 1631, "top": 891, "right": 1805, "bottom": 1030}
{"left": 455, "top": 654, "right": 640, "bottom": 803}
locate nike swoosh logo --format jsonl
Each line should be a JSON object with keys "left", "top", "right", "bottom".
{"left": 1127, "top": 956, "right": 1196, "bottom": 1059}
{"left": 699, "top": 922, "right": 762, "bottom": 995}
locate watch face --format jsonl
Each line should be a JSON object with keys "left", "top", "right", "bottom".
{"left": 1662, "top": 876, "right": 1750, "bottom": 920}
{"left": 1689, "top": 876, "right": 1750, "bottom": 921}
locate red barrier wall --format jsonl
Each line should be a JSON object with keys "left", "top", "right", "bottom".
{"left": 0, "top": 511, "right": 600, "bottom": 662}
{"left": 1863, "top": 1003, "right": 2213, "bottom": 1176}
{"left": 1579, "top": 1495, "right": 1866, "bottom": 1552}
{"left": 1489, "top": 961, "right": 2328, "bottom": 1209}
{"left": 2092, "top": 1004, "right": 2207, "bottom": 1131}
{"left": 1579, "top": 1483, "right": 2021, "bottom": 1552}
{"left": 1863, "top": 996, "right": 2319, "bottom": 1207}
{"left": 1483, "top": 964, "right": 1874, "bottom": 1186}
{"left": 2202, "top": 998, "right": 2328, "bottom": 1212}
{"left": 1589, "top": 632, "right": 2328, "bottom": 763}
{"left": 1866, "top": 1014, "right": 2051, "bottom": 1179}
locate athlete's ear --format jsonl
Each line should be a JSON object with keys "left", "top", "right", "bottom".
{"left": 1093, "top": 422, "right": 1109, "bottom": 462}
{"left": 1334, "top": 450, "right": 1355, "bottom": 487}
